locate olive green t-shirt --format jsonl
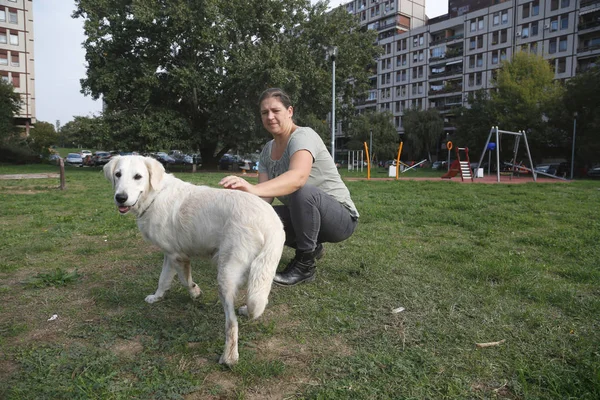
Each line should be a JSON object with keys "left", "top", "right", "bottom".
{"left": 258, "top": 126, "right": 359, "bottom": 219}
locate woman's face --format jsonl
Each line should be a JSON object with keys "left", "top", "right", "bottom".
{"left": 260, "top": 97, "right": 294, "bottom": 136}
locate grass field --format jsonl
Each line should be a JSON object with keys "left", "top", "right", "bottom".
{"left": 0, "top": 163, "right": 599, "bottom": 399}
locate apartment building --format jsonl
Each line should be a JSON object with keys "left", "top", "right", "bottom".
{"left": 340, "top": 0, "right": 600, "bottom": 136}
{"left": 0, "top": 0, "right": 35, "bottom": 134}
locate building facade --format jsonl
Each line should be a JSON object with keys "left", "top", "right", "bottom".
{"left": 0, "top": 0, "right": 35, "bottom": 133}
{"left": 340, "top": 0, "right": 600, "bottom": 136}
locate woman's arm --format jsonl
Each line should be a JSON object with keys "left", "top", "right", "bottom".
{"left": 219, "top": 150, "right": 313, "bottom": 198}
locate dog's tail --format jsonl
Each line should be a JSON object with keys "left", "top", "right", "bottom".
{"left": 245, "top": 227, "right": 285, "bottom": 320}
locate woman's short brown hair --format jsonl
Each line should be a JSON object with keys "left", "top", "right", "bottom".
{"left": 258, "top": 88, "right": 293, "bottom": 109}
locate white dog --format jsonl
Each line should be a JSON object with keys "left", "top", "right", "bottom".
{"left": 103, "top": 155, "right": 285, "bottom": 366}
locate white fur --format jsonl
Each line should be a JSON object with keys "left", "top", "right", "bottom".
{"left": 103, "top": 155, "right": 285, "bottom": 366}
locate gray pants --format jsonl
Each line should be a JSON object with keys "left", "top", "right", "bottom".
{"left": 273, "top": 185, "right": 358, "bottom": 253}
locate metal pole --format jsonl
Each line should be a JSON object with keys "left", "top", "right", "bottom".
{"left": 369, "top": 129, "right": 373, "bottom": 164}
{"left": 331, "top": 55, "right": 336, "bottom": 160}
{"left": 495, "top": 126, "right": 501, "bottom": 182}
{"left": 571, "top": 115, "right": 576, "bottom": 180}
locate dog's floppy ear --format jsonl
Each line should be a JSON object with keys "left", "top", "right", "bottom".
{"left": 103, "top": 156, "right": 120, "bottom": 187}
{"left": 144, "top": 156, "right": 165, "bottom": 191}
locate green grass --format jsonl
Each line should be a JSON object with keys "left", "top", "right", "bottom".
{"left": 0, "top": 164, "right": 599, "bottom": 399}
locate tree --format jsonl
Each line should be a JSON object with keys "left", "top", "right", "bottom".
{"left": 0, "top": 79, "right": 22, "bottom": 143}
{"left": 550, "top": 65, "right": 600, "bottom": 171}
{"left": 453, "top": 89, "right": 497, "bottom": 157}
{"left": 402, "top": 107, "right": 444, "bottom": 161}
{"left": 491, "top": 51, "right": 564, "bottom": 158}
{"left": 27, "top": 121, "right": 58, "bottom": 156}
{"left": 74, "top": 0, "right": 379, "bottom": 168}
{"left": 345, "top": 111, "right": 399, "bottom": 161}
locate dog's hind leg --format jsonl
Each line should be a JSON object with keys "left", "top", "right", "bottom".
{"left": 216, "top": 259, "right": 246, "bottom": 366}
{"left": 145, "top": 254, "right": 177, "bottom": 304}
{"left": 174, "top": 257, "right": 202, "bottom": 299}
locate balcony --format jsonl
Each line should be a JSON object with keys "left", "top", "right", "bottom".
{"left": 428, "top": 84, "right": 462, "bottom": 96}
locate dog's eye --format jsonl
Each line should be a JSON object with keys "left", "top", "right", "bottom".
{"left": 115, "top": 172, "right": 121, "bottom": 178}
{"left": 134, "top": 174, "right": 142, "bottom": 180}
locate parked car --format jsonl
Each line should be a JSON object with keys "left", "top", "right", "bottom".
{"left": 535, "top": 164, "right": 558, "bottom": 175}
{"left": 431, "top": 161, "right": 447, "bottom": 170}
{"left": 219, "top": 154, "right": 242, "bottom": 170}
{"left": 80, "top": 149, "right": 92, "bottom": 159}
{"left": 93, "top": 151, "right": 112, "bottom": 166}
{"left": 153, "top": 152, "right": 176, "bottom": 165}
{"left": 47, "top": 153, "right": 61, "bottom": 164}
{"left": 65, "top": 153, "right": 83, "bottom": 167}
{"left": 587, "top": 165, "right": 600, "bottom": 178}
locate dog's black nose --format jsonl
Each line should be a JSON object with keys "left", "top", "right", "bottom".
{"left": 115, "top": 193, "right": 128, "bottom": 204}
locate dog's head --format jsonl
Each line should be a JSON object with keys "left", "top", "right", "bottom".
{"left": 103, "top": 155, "right": 165, "bottom": 215}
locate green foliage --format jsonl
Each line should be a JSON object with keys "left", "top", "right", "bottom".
{"left": 492, "top": 52, "right": 563, "bottom": 132}
{"left": 0, "top": 79, "right": 22, "bottom": 143}
{"left": 453, "top": 90, "right": 497, "bottom": 156}
{"left": 402, "top": 107, "right": 444, "bottom": 160}
{"left": 73, "top": 0, "right": 379, "bottom": 167}
{"left": 27, "top": 121, "right": 58, "bottom": 156}
{"left": 554, "top": 65, "right": 600, "bottom": 168}
{"left": 346, "top": 111, "right": 399, "bottom": 160}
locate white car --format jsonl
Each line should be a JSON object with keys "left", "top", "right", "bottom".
{"left": 80, "top": 149, "right": 92, "bottom": 159}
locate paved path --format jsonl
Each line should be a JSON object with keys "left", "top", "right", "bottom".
{"left": 0, "top": 173, "right": 60, "bottom": 180}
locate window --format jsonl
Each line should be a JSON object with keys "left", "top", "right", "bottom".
{"left": 559, "top": 36, "right": 567, "bottom": 52}
{"left": 532, "top": 21, "right": 539, "bottom": 36}
{"left": 476, "top": 54, "right": 483, "bottom": 67}
{"left": 522, "top": 26, "right": 529, "bottom": 38}
{"left": 9, "top": 32, "right": 18, "bottom": 45}
{"left": 550, "top": 17, "right": 558, "bottom": 32}
{"left": 491, "top": 31, "right": 499, "bottom": 45}
{"left": 561, "top": 0, "right": 570, "bottom": 8}
{"left": 1, "top": 73, "right": 8, "bottom": 83}
{"left": 501, "top": 11, "right": 508, "bottom": 24}
{"left": 560, "top": 14, "right": 568, "bottom": 30}
{"left": 0, "top": 51, "right": 7, "bottom": 66}
{"left": 500, "top": 50, "right": 507, "bottom": 61}
{"left": 532, "top": 1, "right": 539, "bottom": 16}
{"left": 413, "top": 37, "right": 418, "bottom": 47}
{"left": 551, "top": 0, "right": 558, "bottom": 11}
{"left": 468, "top": 73, "right": 474, "bottom": 87}
{"left": 557, "top": 58, "right": 566, "bottom": 73}
{"left": 477, "top": 35, "right": 484, "bottom": 48}
{"left": 470, "top": 20, "right": 476, "bottom": 32}
{"left": 0, "top": 30, "right": 6, "bottom": 44}
{"left": 549, "top": 39, "right": 557, "bottom": 54}
{"left": 0, "top": 9, "right": 6, "bottom": 22}
{"left": 12, "top": 73, "right": 19, "bottom": 88}
{"left": 419, "top": 35, "right": 424, "bottom": 46}
{"left": 491, "top": 51, "right": 499, "bottom": 64}
{"left": 531, "top": 42, "right": 538, "bottom": 54}
{"left": 522, "top": 4, "right": 530, "bottom": 19}
{"left": 469, "top": 37, "right": 476, "bottom": 50}
{"left": 493, "top": 13, "right": 500, "bottom": 26}
{"left": 8, "top": 9, "right": 17, "bottom": 24}
{"left": 469, "top": 55, "right": 475, "bottom": 68}
{"left": 11, "top": 52, "right": 18, "bottom": 66}
{"left": 478, "top": 18, "right": 484, "bottom": 30}
{"left": 501, "top": 29, "right": 508, "bottom": 43}
{"left": 476, "top": 72, "right": 482, "bottom": 86}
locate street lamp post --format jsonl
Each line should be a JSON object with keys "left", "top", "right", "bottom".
{"left": 369, "top": 129, "right": 373, "bottom": 164}
{"left": 327, "top": 46, "right": 338, "bottom": 160}
{"left": 571, "top": 112, "right": 577, "bottom": 180}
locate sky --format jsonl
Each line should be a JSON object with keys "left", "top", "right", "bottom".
{"left": 33, "top": 1, "right": 449, "bottom": 126}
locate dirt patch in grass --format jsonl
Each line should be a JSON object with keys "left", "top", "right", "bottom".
{"left": 110, "top": 335, "right": 145, "bottom": 358}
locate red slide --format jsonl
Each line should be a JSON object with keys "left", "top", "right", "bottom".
{"left": 441, "top": 160, "right": 460, "bottom": 179}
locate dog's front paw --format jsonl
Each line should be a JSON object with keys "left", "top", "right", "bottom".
{"left": 219, "top": 351, "right": 239, "bottom": 367}
{"left": 189, "top": 283, "right": 202, "bottom": 299}
{"left": 145, "top": 294, "right": 162, "bottom": 304}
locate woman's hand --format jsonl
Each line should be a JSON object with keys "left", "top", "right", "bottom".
{"left": 219, "top": 175, "right": 254, "bottom": 194}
